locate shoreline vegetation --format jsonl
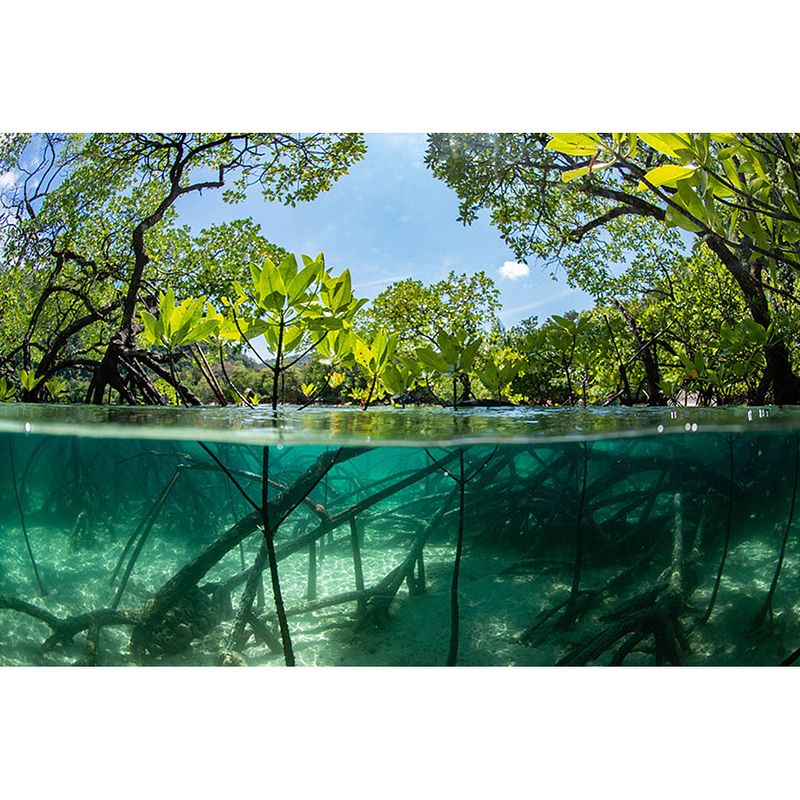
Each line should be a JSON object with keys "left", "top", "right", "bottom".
{"left": 0, "top": 133, "right": 798, "bottom": 412}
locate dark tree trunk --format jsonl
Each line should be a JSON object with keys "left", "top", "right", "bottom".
{"left": 611, "top": 298, "right": 665, "bottom": 406}
{"left": 707, "top": 240, "right": 800, "bottom": 404}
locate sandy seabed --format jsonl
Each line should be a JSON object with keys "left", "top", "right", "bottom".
{"left": 1, "top": 513, "right": 797, "bottom": 666}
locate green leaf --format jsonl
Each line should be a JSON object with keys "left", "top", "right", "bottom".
{"left": 19, "top": 368, "right": 43, "bottom": 391}
{"left": 551, "top": 314, "right": 575, "bottom": 332}
{"left": 371, "top": 328, "right": 387, "bottom": 363}
{"left": 676, "top": 349, "right": 696, "bottom": 374}
{"left": 546, "top": 133, "right": 602, "bottom": 156}
{"left": 287, "top": 259, "right": 320, "bottom": 303}
{"left": 381, "top": 364, "right": 404, "bottom": 395}
{"left": 171, "top": 296, "right": 206, "bottom": 346}
{"left": 675, "top": 182, "right": 708, "bottom": 222}
{"left": 742, "top": 318, "right": 767, "bottom": 345}
{"left": 246, "top": 318, "right": 267, "bottom": 339}
{"left": 140, "top": 310, "right": 160, "bottom": 345}
{"left": 665, "top": 204, "right": 702, "bottom": 233}
{"left": 353, "top": 336, "right": 374, "bottom": 369}
{"left": 263, "top": 324, "right": 280, "bottom": 352}
{"left": 561, "top": 161, "right": 614, "bottom": 183}
{"left": 160, "top": 288, "right": 176, "bottom": 339}
{"left": 327, "top": 269, "right": 353, "bottom": 313}
{"left": 258, "top": 257, "right": 286, "bottom": 305}
{"left": 0, "top": 376, "right": 15, "bottom": 402}
{"left": 478, "top": 361, "right": 501, "bottom": 392}
{"left": 436, "top": 330, "right": 459, "bottom": 366}
{"left": 561, "top": 165, "right": 592, "bottom": 182}
{"left": 185, "top": 318, "right": 219, "bottom": 344}
{"left": 282, "top": 324, "right": 305, "bottom": 355}
{"left": 637, "top": 133, "right": 692, "bottom": 160}
{"left": 500, "top": 361, "right": 518, "bottom": 384}
{"left": 637, "top": 164, "right": 698, "bottom": 191}
{"left": 460, "top": 338, "right": 482, "bottom": 371}
{"left": 277, "top": 253, "right": 299, "bottom": 286}
{"left": 784, "top": 193, "right": 800, "bottom": 221}
{"left": 416, "top": 346, "right": 448, "bottom": 373}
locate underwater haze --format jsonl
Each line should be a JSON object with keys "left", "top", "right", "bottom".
{"left": 0, "top": 405, "right": 799, "bottom": 666}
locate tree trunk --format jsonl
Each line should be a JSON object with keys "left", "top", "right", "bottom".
{"left": 707, "top": 240, "right": 800, "bottom": 404}
{"left": 611, "top": 298, "right": 665, "bottom": 406}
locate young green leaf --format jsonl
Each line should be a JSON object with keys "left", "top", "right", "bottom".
{"left": 637, "top": 164, "right": 698, "bottom": 191}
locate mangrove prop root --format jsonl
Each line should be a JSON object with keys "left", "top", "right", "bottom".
{"left": 121, "top": 448, "right": 331, "bottom": 521}
{"left": 273, "top": 450, "right": 460, "bottom": 564}
{"left": 752, "top": 435, "right": 800, "bottom": 632}
{"left": 262, "top": 446, "right": 294, "bottom": 667}
{"left": 559, "top": 494, "right": 691, "bottom": 666}
{"left": 560, "top": 442, "right": 589, "bottom": 629}
{"left": 75, "top": 621, "right": 101, "bottom": 666}
{"left": 228, "top": 538, "right": 271, "bottom": 652}
{"left": 286, "top": 487, "right": 459, "bottom": 624}
{"left": 130, "top": 447, "right": 357, "bottom": 660}
{"left": 244, "top": 610, "right": 282, "bottom": 653}
{"left": 256, "top": 574, "right": 265, "bottom": 611}
{"left": 285, "top": 587, "right": 373, "bottom": 617}
{"left": 701, "top": 435, "right": 735, "bottom": 625}
{"left": 0, "top": 595, "right": 139, "bottom": 653}
{"left": 212, "top": 454, "right": 461, "bottom": 604}
{"left": 197, "top": 442, "right": 260, "bottom": 512}
{"left": 518, "top": 543, "right": 658, "bottom": 648}
{"left": 780, "top": 644, "right": 800, "bottom": 666}
{"left": 111, "top": 466, "right": 185, "bottom": 609}
{"left": 424, "top": 446, "right": 497, "bottom": 666}
{"left": 447, "top": 451, "right": 466, "bottom": 667}
{"left": 7, "top": 437, "right": 47, "bottom": 597}
{"left": 69, "top": 510, "right": 92, "bottom": 552}
{"left": 359, "top": 484, "right": 459, "bottom": 629}
{"left": 307, "top": 540, "right": 317, "bottom": 602}
{"left": 407, "top": 551, "right": 426, "bottom": 596}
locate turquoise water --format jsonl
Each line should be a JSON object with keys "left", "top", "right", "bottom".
{"left": 0, "top": 404, "right": 798, "bottom": 666}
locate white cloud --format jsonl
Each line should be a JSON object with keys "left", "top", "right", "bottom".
{"left": 0, "top": 171, "right": 16, "bottom": 190}
{"left": 498, "top": 261, "right": 530, "bottom": 280}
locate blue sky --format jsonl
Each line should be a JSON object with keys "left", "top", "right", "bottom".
{"left": 175, "top": 134, "right": 594, "bottom": 329}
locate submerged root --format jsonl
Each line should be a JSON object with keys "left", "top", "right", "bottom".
{"left": 133, "top": 585, "right": 226, "bottom": 659}
{"left": 558, "top": 494, "right": 695, "bottom": 666}
{"left": 518, "top": 545, "right": 656, "bottom": 648}
{"left": 0, "top": 595, "right": 140, "bottom": 663}
{"left": 518, "top": 590, "right": 597, "bottom": 648}
{"left": 129, "top": 448, "right": 355, "bottom": 662}
{"left": 750, "top": 436, "right": 799, "bottom": 634}
{"left": 559, "top": 579, "right": 688, "bottom": 665}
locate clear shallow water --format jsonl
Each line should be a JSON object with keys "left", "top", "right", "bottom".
{"left": 0, "top": 405, "right": 799, "bottom": 666}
